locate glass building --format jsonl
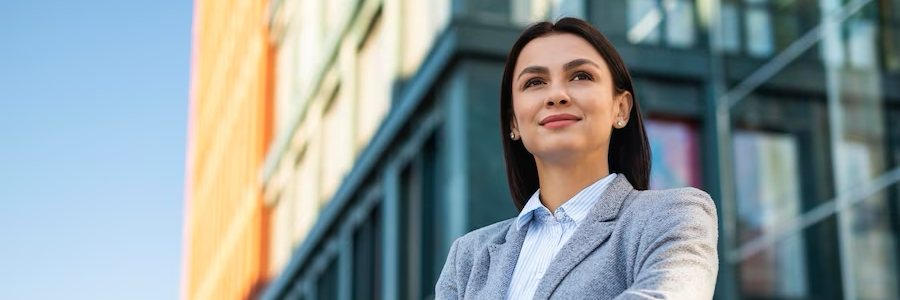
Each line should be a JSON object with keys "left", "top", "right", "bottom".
{"left": 254, "top": 0, "right": 900, "bottom": 299}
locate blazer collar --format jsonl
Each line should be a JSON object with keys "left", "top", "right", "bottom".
{"left": 478, "top": 175, "right": 634, "bottom": 300}
{"left": 515, "top": 173, "right": 618, "bottom": 231}
{"left": 480, "top": 219, "right": 529, "bottom": 299}
{"left": 532, "top": 174, "right": 635, "bottom": 300}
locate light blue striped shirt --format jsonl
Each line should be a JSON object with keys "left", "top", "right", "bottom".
{"left": 506, "top": 173, "right": 618, "bottom": 300}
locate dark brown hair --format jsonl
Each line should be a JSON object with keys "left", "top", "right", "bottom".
{"left": 500, "top": 17, "right": 651, "bottom": 210}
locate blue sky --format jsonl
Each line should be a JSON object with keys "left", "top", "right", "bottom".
{"left": 0, "top": 1, "right": 191, "bottom": 299}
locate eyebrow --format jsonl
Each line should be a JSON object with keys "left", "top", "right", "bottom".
{"left": 516, "top": 59, "right": 601, "bottom": 81}
{"left": 563, "top": 58, "right": 600, "bottom": 71}
{"left": 517, "top": 66, "right": 549, "bottom": 80}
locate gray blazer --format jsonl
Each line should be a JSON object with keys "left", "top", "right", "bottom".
{"left": 435, "top": 176, "right": 718, "bottom": 300}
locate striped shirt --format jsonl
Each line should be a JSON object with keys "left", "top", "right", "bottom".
{"left": 506, "top": 173, "right": 617, "bottom": 300}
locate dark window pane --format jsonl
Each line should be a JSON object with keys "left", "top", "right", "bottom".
{"left": 421, "top": 134, "right": 442, "bottom": 300}
{"left": 317, "top": 260, "right": 338, "bottom": 300}
{"left": 399, "top": 133, "right": 443, "bottom": 300}
{"left": 353, "top": 204, "right": 382, "bottom": 300}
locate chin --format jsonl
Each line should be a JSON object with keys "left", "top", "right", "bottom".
{"left": 527, "top": 138, "right": 585, "bottom": 158}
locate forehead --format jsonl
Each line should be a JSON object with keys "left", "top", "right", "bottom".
{"left": 515, "top": 33, "right": 608, "bottom": 73}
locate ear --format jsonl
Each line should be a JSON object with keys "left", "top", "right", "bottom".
{"left": 510, "top": 114, "right": 521, "bottom": 140}
{"left": 615, "top": 91, "right": 633, "bottom": 127}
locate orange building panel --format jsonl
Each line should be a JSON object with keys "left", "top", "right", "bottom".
{"left": 182, "top": 0, "right": 275, "bottom": 299}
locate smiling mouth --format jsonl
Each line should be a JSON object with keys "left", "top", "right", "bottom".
{"left": 540, "top": 114, "right": 581, "bottom": 129}
{"left": 542, "top": 119, "right": 578, "bottom": 129}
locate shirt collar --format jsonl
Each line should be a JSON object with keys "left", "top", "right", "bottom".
{"left": 516, "top": 189, "right": 545, "bottom": 230}
{"left": 515, "top": 173, "right": 618, "bottom": 231}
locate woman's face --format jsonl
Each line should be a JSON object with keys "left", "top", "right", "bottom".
{"left": 510, "top": 33, "right": 632, "bottom": 163}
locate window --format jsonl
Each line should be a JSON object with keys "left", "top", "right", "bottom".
{"left": 717, "top": 1, "right": 742, "bottom": 53}
{"left": 733, "top": 130, "right": 808, "bottom": 298}
{"left": 275, "top": 26, "right": 298, "bottom": 136}
{"left": 512, "top": 0, "right": 585, "bottom": 26}
{"left": 555, "top": 0, "right": 586, "bottom": 19}
{"left": 627, "top": 0, "right": 697, "bottom": 48}
{"left": 353, "top": 205, "right": 383, "bottom": 300}
{"left": 317, "top": 259, "right": 339, "bottom": 300}
{"left": 665, "top": 0, "right": 697, "bottom": 48}
{"left": 846, "top": 18, "right": 878, "bottom": 69}
{"left": 298, "top": 0, "right": 324, "bottom": 102}
{"left": 645, "top": 118, "right": 702, "bottom": 189}
{"left": 837, "top": 141, "right": 900, "bottom": 299}
{"left": 268, "top": 191, "right": 293, "bottom": 276}
{"left": 744, "top": 0, "right": 774, "bottom": 57}
{"left": 716, "top": 0, "right": 818, "bottom": 57}
{"left": 400, "top": 134, "right": 443, "bottom": 300}
{"left": 357, "top": 15, "right": 391, "bottom": 150}
{"left": 294, "top": 144, "right": 318, "bottom": 239}
{"left": 628, "top": 0, "right": 663, "bottom": 45}
{"left": 320, "top": 87, "right": 354, "bottom": 205}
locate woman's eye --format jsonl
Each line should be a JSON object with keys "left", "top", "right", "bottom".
{"left": 572, "top": 72, "right": 593, "bottom": 81}
{"left": 524, "top": 78, "right": 545, "bottom": 88}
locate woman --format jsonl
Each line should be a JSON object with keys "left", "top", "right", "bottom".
{"left": 435, "top": 18, "right": 718, "bottom": 300}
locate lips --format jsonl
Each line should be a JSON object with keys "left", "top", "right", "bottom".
{"left": 539, "top": 113, "right": 581, "bottom": 127}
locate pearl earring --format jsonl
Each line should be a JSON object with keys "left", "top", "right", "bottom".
{"left": 510, "top": 132, "right": 516, "bottom": 139}
{"left": 617, "top": 120, "right": 624, "bottom": 127}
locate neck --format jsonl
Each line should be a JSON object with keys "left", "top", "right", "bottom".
{"left": 535, "top": 151, "right": 610, "bottom": 213}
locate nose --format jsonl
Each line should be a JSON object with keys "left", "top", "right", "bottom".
{"left": 545, "top": 84, "right": 571, "bottom": 107}
{"left": 547, "top": 99, "right": 569, "bottom": 106}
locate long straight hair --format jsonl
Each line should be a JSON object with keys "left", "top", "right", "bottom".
{"left": 500, "top": 18, "right": 651, "bottom": 210}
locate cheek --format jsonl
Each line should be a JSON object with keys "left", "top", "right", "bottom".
{"left": 572, "top": 88, "right": 615, "bottom": 119}
{"left": 512, "top": 94, "right": 542, "bottom": 126}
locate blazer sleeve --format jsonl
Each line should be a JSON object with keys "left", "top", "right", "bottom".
{"left": 435, "top": 238, "right": 461, "bottom": 300}
{"left": 615, "top": 189, "right": 719, "bottom": 300}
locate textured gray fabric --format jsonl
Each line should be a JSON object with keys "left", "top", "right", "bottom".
{"left": 435, "top": 175, "right": 719, "bottom": 300}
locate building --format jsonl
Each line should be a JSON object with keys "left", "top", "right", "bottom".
{"left": 192, "top": 0, "right": 900, "bottom": 299}
{"left": 182, "top": 0, "right": 276, "bottom": 299}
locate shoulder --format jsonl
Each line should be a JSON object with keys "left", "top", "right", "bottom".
{"left": 627, "top": 187, "right": 716, "bottom": 217}
{"left": 619, "top": 187, "right": 718, "bottom": 234}
{"left": 443, "top": 218, "right": 515, "bottom": 274}
{"left": 453, "top": 217, "right": 516, "bottom": 249}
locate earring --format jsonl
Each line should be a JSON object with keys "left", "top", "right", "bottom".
{"left": 617, "top": 120, "right": 624, "bottom": 127}
{"left": 510, "top": 132, "right": 516, "bottom": 139}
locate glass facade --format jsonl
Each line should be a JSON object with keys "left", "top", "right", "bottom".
{"left": 645, "top": 118, "right": 702, "bottom": 190}
{"left": 256, "top": 0, "right": 900, "bottom": 299}
{"left": 719, "top": 1, "right": 900, "bottom": 299}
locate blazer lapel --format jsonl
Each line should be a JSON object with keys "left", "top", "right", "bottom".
{"left": 531, "top": 175, "right": 635, "bottom": 300}
{"left": 475, "top": 221, "right": 528, "bottom": 299}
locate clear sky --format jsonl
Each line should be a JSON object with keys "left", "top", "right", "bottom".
{"left": 0, "top": 1, "right": 191, "bottom": 299}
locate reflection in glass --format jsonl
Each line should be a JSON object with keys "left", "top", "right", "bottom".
{"left": 718, "top": 2, "right": 741, "bottom": 53}
{"left": 733, "top": 130, "right": 808, "bottom": 298}
{"left": 628, "top": 0, "right": 663, "bottom": 45}
{"left": 825, "top": 5, "right": 899, "bottom": 296}
{"left": 744, "top": 0, "right": 774, "bottom": 57}
{"left": 840, "top": 142, "right": 900, "bottom": 300}
{"left": 512, "top": 0, "right": 586, "bottom": 26}
{"left": 847, "top": 19, "right": 878, "bottom": 69}
{"left": 554, "top": 0, "right": 586, "bottom": 19}
{"left": 646, "top": 119, "right": 701, "bottom": 189}
{"left": 664, "top": 0, "right": 696, "bottom": 48}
